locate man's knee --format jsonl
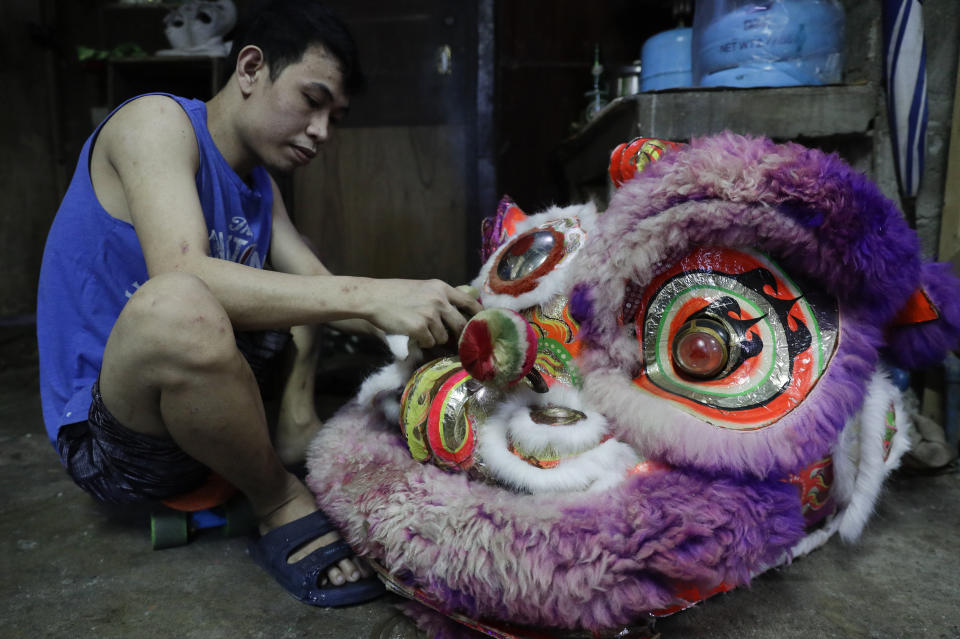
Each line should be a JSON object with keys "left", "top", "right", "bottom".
{"left": 111, "top": 272, "right": 237, "bottom": 371}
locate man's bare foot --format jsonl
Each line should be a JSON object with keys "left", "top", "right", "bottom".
{"left": 258, "top": 474, "right": 368, "bottom": 586}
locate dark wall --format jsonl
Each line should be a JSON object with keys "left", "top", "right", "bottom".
{"left": 1, "top": 0, "right": 66, "bottom": 318}
{"left": 495, "top": 0, "right": 676, "bottom": 212}
{"left": 1, "top": 0, "right": 251, "bottom": 320}
{"left": 5, "top": 0, "right": 957, "bottom": 321}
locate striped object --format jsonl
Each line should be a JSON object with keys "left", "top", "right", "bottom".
{"left": 458, "top": 309, "right": 538, "bottom": 387}
{"left": 883, "top": 0, "right": 929, "bottom": 197}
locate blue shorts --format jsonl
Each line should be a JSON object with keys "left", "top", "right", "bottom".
{"left": 56, "top": 330, "right": 291, "bottom": 505}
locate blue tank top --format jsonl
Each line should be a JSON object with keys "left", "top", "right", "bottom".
{"left": 37, "top": 93, "right": 274, "bottom": 443}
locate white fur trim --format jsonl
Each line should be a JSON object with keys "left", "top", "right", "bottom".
{"left": 354, "top": 361, "right": 412, "bottom": 408}
{"left": 793, "top": 368, "right": 912, "bottom": 553}
{"left": 354, "top": 334, "right": 426, "bottom": 418}
{"left": 503, "top": 201, "right": 598, "bottom": 243}
{"left": 479, "top": 431, "right": 640, "bottom": 494}
{"left": 835, "top": 369, "right": 910, "bottom": 542}
{"left": 503, "top": 387, "right": 610, "bottom": 455}
{"left": 790, "top": 370, "right": 911, "bottom": 555}
{"left": 471, "top": 202, "right": 598, "bottom": 311}
{"left": 830, "top": 412, "right": 861, "bottom": 508}
{"left": 385, "top": 334, "right": 413, "bottom": 360}
{"left": 790, "top": 517, "right": 842, "bottom": 558}
{"left": 476, "top": 387, "right": 639, "bottom": 493}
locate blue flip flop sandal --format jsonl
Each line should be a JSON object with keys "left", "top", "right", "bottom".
{"left": 248, "top": 509, "right": 385, "bottom": 606}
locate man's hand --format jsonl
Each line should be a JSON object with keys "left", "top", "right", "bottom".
{"left": 363, "top": 279, "right": 482, "bottom": 348}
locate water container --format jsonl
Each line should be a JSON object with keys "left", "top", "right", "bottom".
{"left": 641, "top": 27, "right": 694, "bottom": 91}
{"left": 692, "top": 0, "right": 844, "bottom": 88}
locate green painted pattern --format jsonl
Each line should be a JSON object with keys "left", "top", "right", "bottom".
{"left": 652, "top": 284, "right": 777, "bottom": 398}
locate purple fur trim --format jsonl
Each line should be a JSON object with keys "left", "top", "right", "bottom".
{"left": 885, "top": 262, "right": 960, "bottom": 369}
{"left": 569, "top": 283, "right": 594, "bottom": 326}
{"left": 606, "top": 132, "right": 922, "bottom": 322}
{"left": 306, "top": 406, "right": 805, "bottom": 632}
{"left": 567, "top": 132, "right": 931, "bottom": 476}
{"left": 480, "top": 195, "right": 515, "bottom": 263}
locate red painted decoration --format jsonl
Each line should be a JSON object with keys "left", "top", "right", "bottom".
{"left": 891, "top": 287, "right": 940, "bottom": 326}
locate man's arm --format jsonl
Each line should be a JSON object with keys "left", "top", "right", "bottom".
{"left": 265, "top": 178, "right": 383, "bottom": 338}
{"left": 102, "top": 96, "right": 479, "bottom": 345}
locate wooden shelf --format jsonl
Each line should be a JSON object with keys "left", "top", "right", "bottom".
{"left": 555, "top": 83, "right": 882, "bottom": 203}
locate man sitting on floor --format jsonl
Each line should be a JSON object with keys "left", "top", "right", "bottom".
{"left": 36, "top": 0, "right": 479, "bottom": 606}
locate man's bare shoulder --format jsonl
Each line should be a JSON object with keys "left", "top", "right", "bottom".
{"left": 98, "top": 95, "right": 198, "bottom": 164}
{"left": 90, "top": 95, "right": 202, "bottom": 224}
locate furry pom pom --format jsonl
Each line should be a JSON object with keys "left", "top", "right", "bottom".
{"left": 458, "top": 309, "right": 538, "bottom": 386}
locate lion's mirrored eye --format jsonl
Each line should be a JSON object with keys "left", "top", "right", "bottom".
{"left": 627, "top": 247, "right": 840, "bottom": 430}
{"left": 672, "top": 318, "right": 730, "bottom": 379}
{"left": 485, "top": 218, "right": 588, "bottom": 297}
{"left": 488, "top": 227, "right": 569, "bottom": 296}
{"left": 496, "top": 230, "right": 558, "bottom": 281}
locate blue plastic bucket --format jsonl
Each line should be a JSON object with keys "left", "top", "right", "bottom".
{"left": 641, "top": 27, "right": 694, "bottom": 91}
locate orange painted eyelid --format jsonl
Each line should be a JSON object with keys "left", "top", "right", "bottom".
{"left": 891, "top": 288, "right": 940, "bottom": 326}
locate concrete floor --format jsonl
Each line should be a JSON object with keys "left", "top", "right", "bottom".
{"left": 3, "top": 343, "right": 960, "bottom": 639}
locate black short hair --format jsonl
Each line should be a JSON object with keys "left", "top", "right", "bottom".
{"left": 225, "top": 0, "right": 365, "bottom": 94}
